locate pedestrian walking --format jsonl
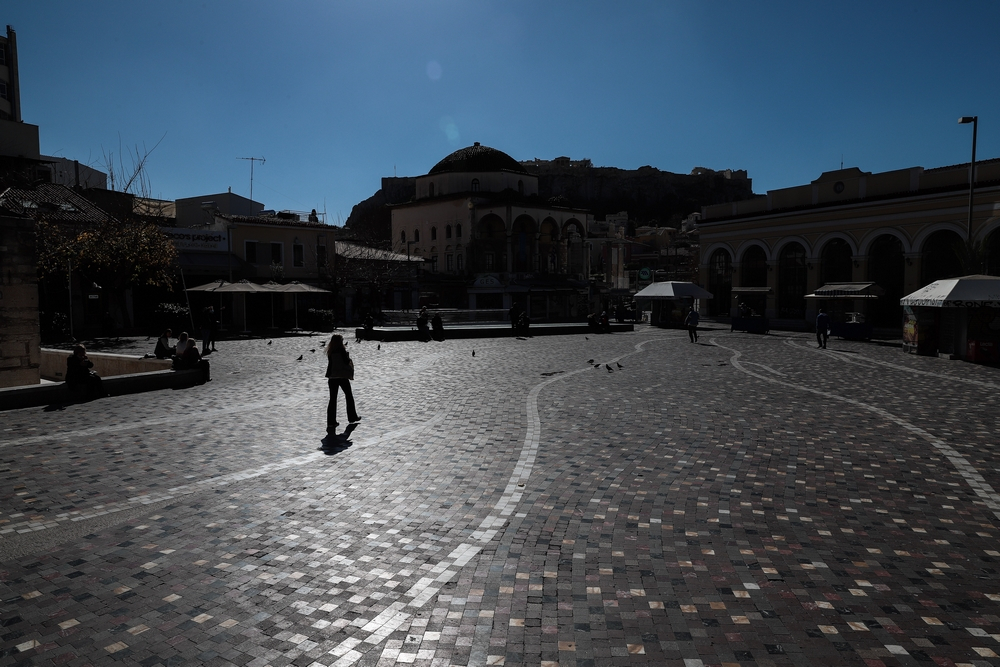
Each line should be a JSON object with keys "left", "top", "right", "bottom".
{"left": 816, "top": 308, "right": 831, "bottom": 349}
{"left": 325, "top": 333, "right": 360, "bottom": 433}
{"left": 684, "top": 307, "right": 700, "bottom": 342}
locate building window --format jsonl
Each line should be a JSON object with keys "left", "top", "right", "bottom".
{"left": 431, "top": 255, "right": 438, "bottom": 272}
{"left": 400, "top": 230, "right": 406, "bottom": 243}
{"left": 271, "top": 242, "right": 283, "bottom": 265}
{"left": 485, "top": 253, "right": 494, "bottom": 270}
{"left": 414, "top": 229, "right": 420, "bottom": 242}
{"left": 446, "top": 225, "right": 452, "bottom": 239}
{"left": 0, "top": 82, "right": 7, "bottom": 101}
{"left": 0, "top": 45, "right": 6, "bottom": 65}
{"left": 428, "top": 182, "right": 435, "bottom": 197}
{"left": 457, "top": 254, "right": 463, "bottom": 271}
{"left": 456, "top": 224, "right": 462, "bottom": 238}
{"left": 517, "top": 180, "right": 524, "bottom": 195}
{"left": 317, "top": 244, "right": 327, "bottom": 268}
{"left": 471, "top": 178, "right": 480, "bottom": 192}
{"left": 447, "top": 254, "right": 454, "bottom": 271}
{"left": 293, "top": 244, "right": 304, "bottom": 267}
{"left": 245, "top": 240, "right": 258, "bottom": 264}
{"left": 431, "top": 226, "right": 437, "bottom": 241}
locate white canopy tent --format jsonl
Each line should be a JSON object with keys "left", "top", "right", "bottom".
{"left": 633, "top": 281, "right": 714, "bottom": 300}
{"left": 900, "top": 275, "right": 1000, "bottom": 308}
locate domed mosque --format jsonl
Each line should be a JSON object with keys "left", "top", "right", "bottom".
{"left": 391, "top": 143, "right": 594, "bottom": 316}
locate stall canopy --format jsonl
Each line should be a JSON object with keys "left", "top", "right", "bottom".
{"left": 731, "top": 286, "right": 772, "bottom": 295}
{"left": 805, "top": 282, "right": 884, "bottom": 299}
{"left": 633, "top": 281, "right": 713, "bottom": 299}
{"left": 900, "top": 275, "right": 1000, "bottom": 308}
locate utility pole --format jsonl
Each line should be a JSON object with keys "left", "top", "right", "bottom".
{"left": 238, "top": 156, "right": 265, "bottom": 214}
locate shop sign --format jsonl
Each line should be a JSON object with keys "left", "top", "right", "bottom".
{"left": 638, "top": 267, "right": 651, "bottom": 281}
{"left": 162, "top": 227, "right": 228, "bottom": 252}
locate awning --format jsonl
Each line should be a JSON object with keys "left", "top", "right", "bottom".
{"left": 633, "top": 281, "right": 713, "bottom": 299}
{"left": 808, "top": 282, "right": 884, "bottom": 298}
{"left": 900, "top": 274, "right": 1000, "bottom": 308}
{"left": 731, "top": 286, "right": 772, "bottom": 295}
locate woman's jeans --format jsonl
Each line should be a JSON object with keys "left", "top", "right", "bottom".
{"left": 327, "top": 378, "right": 359, "bottom": 429}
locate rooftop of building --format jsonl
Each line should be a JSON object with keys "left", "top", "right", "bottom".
{"left": 0, "top": 182, "right": 112, "bottom": 224}
{"left": 428, "top": 143, "right": 530, "bottom": 176}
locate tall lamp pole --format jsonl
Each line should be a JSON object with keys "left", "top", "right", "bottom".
{"left": 958, "top": 116, "right": 978, "bottom": 242}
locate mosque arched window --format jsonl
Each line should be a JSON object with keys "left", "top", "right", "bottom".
{"left": 446, "top": 225, "right": 452, "bottom": 239}
{"left": 428, "top": 182, "right": 435, "bottom": 197}
{"left": 431, "top": 226, "right": 437, "bottom": 241}
{"left": 517, "top": 180, "right": 524, "bottom": 195}
{"left": 400, "top": 230, "right": 406, "bottom": 243}
{"left": 456, "top": 224, "right": 462, "bottom": 238}
{"left": 471, "top": 179, "right": 480, "bottom": 192}
{"left": 414, "top": 229, "right": 420, "bottom": 243}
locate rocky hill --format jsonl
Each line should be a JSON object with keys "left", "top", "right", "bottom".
{"left": 344, "top": 160, "right": 755, "bottom": 240}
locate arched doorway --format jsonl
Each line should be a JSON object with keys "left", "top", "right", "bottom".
{"left": 471, "top": 215, "right": 506, "bottom": 273}
{"left": 538, "top": 218, "right": 559, "bottom": 274}
{"left": 868, "top": 234, "right": 905, "bottom": 327}
{"left": 921, "top": 230, "right": 964, "bottom": 286}
{"left": 707, "top": 248, "right": 732, "bottom": 316}
{"left": 988, "top": 229, "right": 1000, "bottom": 276}
{"left": 777, "top": 242, "right": 807, "bottom": 320}
{"left": 820, "top": 238, "right": 853, "bottom": 284}
{"left": 739, "top": 245, "right": 768, "bottom": 316}
{"left": 512, "top": 215, "right": 536, "bottom": 273}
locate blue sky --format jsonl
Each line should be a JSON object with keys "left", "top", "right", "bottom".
{"left": 7, "top": 1, "right": 999, "bottom": 224}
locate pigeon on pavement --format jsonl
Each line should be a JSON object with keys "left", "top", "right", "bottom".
{"left": 587, "top": 359, "right": 594, "bottom": 364}
{"left": 616, "top": 362, "right": 623, "bottom": 369}
{"left": 605, "top": 364, "right": 613, "bottom": 372}
{"left": 296, "top": 355, "right": 303, "bottom": 361}
{"left": 267, "top": 340, "right": 272, "bottom": 345}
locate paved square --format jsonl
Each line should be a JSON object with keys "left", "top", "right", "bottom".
{"left": 2, "top": 326, "right": 1000, "bottom": 666}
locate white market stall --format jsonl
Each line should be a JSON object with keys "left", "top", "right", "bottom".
{"left": 899, "top": 274, "right": 1000, "bottom": 361}
{"left": 633, "top": 281, "right": 713, "bottom": 327}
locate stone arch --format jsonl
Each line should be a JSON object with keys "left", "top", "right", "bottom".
{"left": 736, "top": 241, "right": 771, "bottom": 264}
{"left": 777, "top": 242, "right": 807, "bottom": 319}
{"left": 772, "top": 235, "right": 813, "bottom": 262}
{"left": 707, "top": 248, "right": 732, "bottom": 316}
{"left": 920, "top": 229, "right": 965, "bottom": 286}
{"left": 859, "top": 227, "right": 911, "bottom": 255}
{"left": 911, "top": 222, "right": 967, "bottom": 254}
{"left": 813, "top": 231, "right": 858, "bottom": 258}
{"left": 700, "top": 242, "right": 736, "bottom": 268}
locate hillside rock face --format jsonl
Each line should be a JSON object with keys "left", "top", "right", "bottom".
{"left": 344, "top": 161, "right": 755, "bottom": 241}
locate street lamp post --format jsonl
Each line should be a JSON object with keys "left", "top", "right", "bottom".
{"left": 958, "top": 116, "right": 978, "bottom": 242}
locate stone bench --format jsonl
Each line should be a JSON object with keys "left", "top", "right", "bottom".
{"left": 0, "top": 369, "right": 203, "bottom": 411}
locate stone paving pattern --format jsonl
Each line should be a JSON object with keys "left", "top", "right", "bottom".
{"left": 2, "top": 326, "right": 1000, "bottom": 666}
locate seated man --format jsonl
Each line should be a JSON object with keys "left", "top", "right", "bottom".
{"left": 66, "top": 344, "right": 106, "bottom": 400}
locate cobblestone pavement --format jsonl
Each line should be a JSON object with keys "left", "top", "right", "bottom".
{"left": 2, "top": 326, "right": 1000, "bottom": 667}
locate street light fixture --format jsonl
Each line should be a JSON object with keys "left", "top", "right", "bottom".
{"left": 958, "top": 116, "right": 978, "bottom": 241}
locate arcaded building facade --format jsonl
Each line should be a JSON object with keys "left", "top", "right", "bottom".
{"left": 391, "top": 143, "right": 595, "bottom": 316}
{"left": 697, "top": 159, "right": 1000, "bottom": 328}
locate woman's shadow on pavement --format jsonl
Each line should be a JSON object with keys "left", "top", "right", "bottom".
{"left": 320, "top": 422, "right": 359, "bottom": 455}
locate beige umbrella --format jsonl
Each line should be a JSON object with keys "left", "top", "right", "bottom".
{"left": 186, "top": 279, "right": 274, "bottom": 333}
{"left": 268, "top": 281, "right": 331, "bottom": 330}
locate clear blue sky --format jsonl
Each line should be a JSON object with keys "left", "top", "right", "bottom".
{"left": 7, "top": 1, "right": 999, "bottom": 224}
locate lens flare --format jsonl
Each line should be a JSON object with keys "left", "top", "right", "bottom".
{"left": 439, "top": 116, "right": 460, "bottom": 146}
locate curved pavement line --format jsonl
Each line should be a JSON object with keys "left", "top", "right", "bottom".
{"left": 784, "top": 338, "right": 1000, "bottom": 390}
{"left": 322, "top": 338, "right": 665, "bottom": 667}
{"left": 0, "top": 412, "right": 447, "bottom": 540}
{"left": 713, "top": 337, "right": 1000, "bottom": 523}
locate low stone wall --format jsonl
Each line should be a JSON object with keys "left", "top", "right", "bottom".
{"left": 40, "top": 349, "right": 172, "bottom": 382}
{"left": 0, "top": 368, "right": 203, "bottom": 411}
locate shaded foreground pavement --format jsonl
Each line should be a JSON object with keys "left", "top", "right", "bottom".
{"left": 2, "top": 328, "right": 1000, "bottom": 666}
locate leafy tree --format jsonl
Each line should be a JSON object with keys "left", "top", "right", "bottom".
{"left": 36, "top": 217, "right": 177, "bottom": 328}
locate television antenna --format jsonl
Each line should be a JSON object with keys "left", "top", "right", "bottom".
{"left": 238, "top": 156, "right": 265, "bottom": 212}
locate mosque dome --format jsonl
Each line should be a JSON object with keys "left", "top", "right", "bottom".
{"left": 428, "top": 142, "right": 528, "bottom": 175}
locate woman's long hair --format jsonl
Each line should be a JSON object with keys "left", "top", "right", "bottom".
{"left": 326, "top": 334, "right": 349, "bottom": 361}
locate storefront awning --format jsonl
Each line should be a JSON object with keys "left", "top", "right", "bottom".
{"left": 633, "top": 282, "right": 713, "bottom": 299}
{"left": 807, "top": 282, "right": 884, "bottom": 298}
{"left": 731, "top": 286, "right": 772, "bottom": 295}
{"left": 900, "top": 274, "right": 1000, "bottom": 308}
